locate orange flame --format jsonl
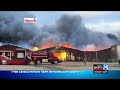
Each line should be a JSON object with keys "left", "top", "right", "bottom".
{"left": 59, "top": 43, "right": 73, "bottom": 48}
{"left": 84, "top": 48, "right": 97, "bottom": 51}
{"left": 40, "top": 42, "right": 58, "bottom": 50}
{"left": 39, "top": 42, "right": 73, "bottom": 50}
{"left": 53, "top": 52, "right": 66, "bottom": 61}
{"left": 53, "top": 53, "right": 61, "bottom": 59}
{"left": 33, "top": 47, "right": 39, "bottom": 51}
{"left": 83, "top": 44, "right": 97, "bottom": 51}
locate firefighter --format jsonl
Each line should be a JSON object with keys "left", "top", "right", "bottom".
{"left": 27, "top": 54, "right": 31, "bottom": 60}
{"left": 84, "top": 57, "right": 87, "bottom": 66}
{"left": 25, "top": 54, "right": 30, "bottom": 65}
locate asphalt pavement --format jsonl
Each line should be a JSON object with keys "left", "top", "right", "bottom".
{"left": 0, "top": 61, "right": 120, "bottom": 70}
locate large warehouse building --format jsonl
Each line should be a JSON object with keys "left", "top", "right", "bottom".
{"left": 38, "top": 45, "right": 120, "bottom": 62}
{"left": 0, "top": 44, "right": 120, "bottom": 62}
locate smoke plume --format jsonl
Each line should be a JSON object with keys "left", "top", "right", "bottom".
{"left": 0, "top": 12, "right": 119, "bottom": 50}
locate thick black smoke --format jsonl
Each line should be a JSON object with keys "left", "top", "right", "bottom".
{"left": 40, "top": 14, "right": 120, "bottom": 50}
{"left": 0, "top": 11, "right": 39, "bottom": 49}
{"left": 0, "top": 12, "right": 119, "bottom": 50}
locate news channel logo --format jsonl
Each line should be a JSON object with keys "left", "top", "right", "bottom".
{"left": 102, "top": 64, "right": 108, "bottom": 70}
{"left": 93, "top": 64, "right": 108, "bottom": 74}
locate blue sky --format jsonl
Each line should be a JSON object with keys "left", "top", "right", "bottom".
{"left": 28, "top": 11, "right": 120, "bottom": 35}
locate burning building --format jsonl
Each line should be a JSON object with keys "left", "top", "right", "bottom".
{"left": 37, "top": 44, "right": 120, "bottom": 62}
{"left": 0, "top": 44, "right": 120, "bottom": 62}
{"left": 0, "top": 12, "right": 120, "bottom": 62}
{"left": 38, "top": 46, "right": 84, "bottom": 62}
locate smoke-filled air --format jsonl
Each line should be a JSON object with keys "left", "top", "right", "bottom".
{"left": 0, "top": 11, "right": 119, "bottom": 51}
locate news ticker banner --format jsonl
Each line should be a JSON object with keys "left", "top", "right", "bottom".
{"left": 0, "top": 70, "right": 120, "bottom": 79}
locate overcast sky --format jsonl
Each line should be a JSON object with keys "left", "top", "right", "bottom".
{"left": 28, "top": 11, "right": 120, "bottom": 35}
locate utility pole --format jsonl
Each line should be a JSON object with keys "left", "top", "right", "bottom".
{"left": 84, "top": 51, "right": 86, "bottom": 59}
{"left": 96, "top": 51, "right": 98, "bottom": 62}
{"left": 84, "top": 51, "right": 87, "bottom": 65}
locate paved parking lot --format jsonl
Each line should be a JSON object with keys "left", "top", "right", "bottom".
{"left": 0, "top": 61, "right": 120, "bottom": 70}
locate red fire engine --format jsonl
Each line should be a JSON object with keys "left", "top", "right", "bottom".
{"left": 0, "top": 51, "right": 62, "bottom": 65}
{"left": 31, "top": 51, "right": 62, "bottom": 65}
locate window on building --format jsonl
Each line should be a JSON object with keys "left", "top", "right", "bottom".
{"left": 7, "top": 52, "right": 10, "bottom": 56}
{"left": 11, "top": 52, "right": 14, "bottom": 56}
{"left": 0, "top": 52, "right": 2, "bottom": 55}
{"left": 17, "top": 52, "right": 24, "bottom": 59}
{"left": 7, "top": 52, "right": 14, "bottom": 56}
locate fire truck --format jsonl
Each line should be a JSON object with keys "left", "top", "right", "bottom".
{"left": 0, "top": 51, "right": 62, "bottom": 65}
{"left": 31, "top": 51, "right": 62, "bottom": 65}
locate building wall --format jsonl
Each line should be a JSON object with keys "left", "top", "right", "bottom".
{"left": 38, "top": 45, "right": 120, "bottom": 62}
{"left": 97, "top": 48, "right": 111, "bottom": 62}
{"left": 0, "top": 47, "right": 16, "bottom": 60}
{"left": 0, "top": 45, "right": 32, "bottom": 61}
{"left": 85, "top": 51, "right": 96, "bottom": 62}
{"left": 111, "top": 45, "right": 117, "bottom": 61}
{"left": 116, "top": 45, "right": 120, "bottom": 60}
